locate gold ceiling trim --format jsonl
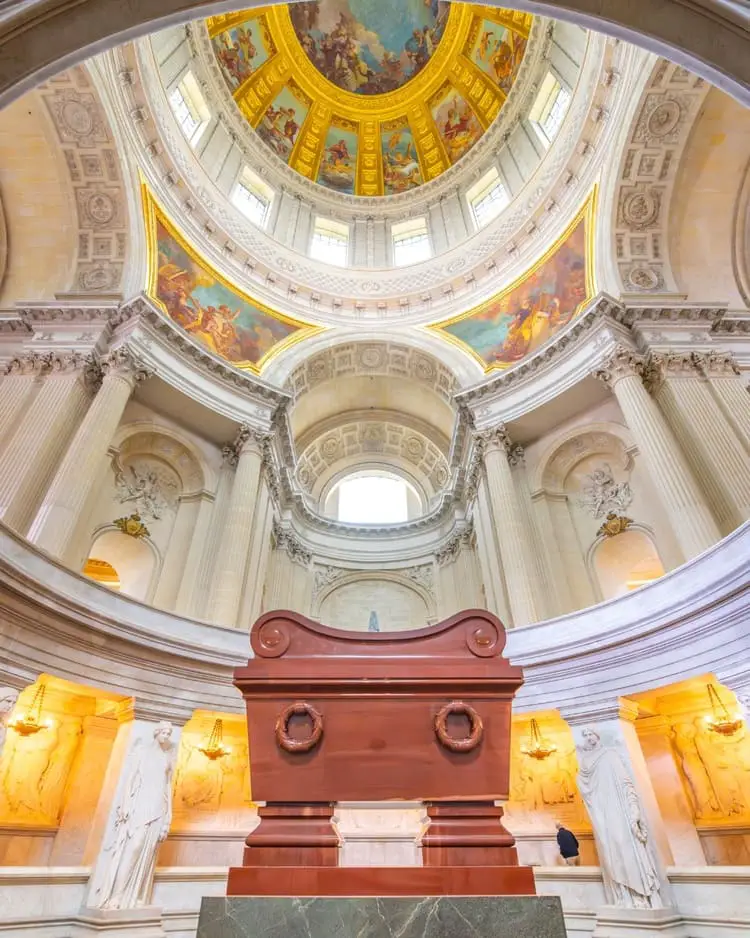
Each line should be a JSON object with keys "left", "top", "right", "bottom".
{"left": 208, "top": 5, "right": 532, "bottom": 197}
{"left": 142, "top": 183, "right": 325, "bottom": 374}
{"left": 426, "top": 187, "right": 598, "bottom": 373}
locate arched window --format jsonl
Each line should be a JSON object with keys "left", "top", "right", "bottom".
{"left": 325, "top": 471, "right": 422, "bottom": 524}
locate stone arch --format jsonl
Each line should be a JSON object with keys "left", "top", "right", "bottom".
{"left": 0, "top": 1, "right": 748, "bottom": 114}
{"left": 313, "top": 570, "right": 436, "bottom": 628}
{"left": 586, "top": 522, "right": 666, "bottom": 602}
{"left": 733, "top": 155, "right": 750, "bottom": 307}
{"left": 84, "top": 523, "right": 162, "bottom": 602}
{"left": 111, "top": 421, "right": 214, "bottom": 496}
{"left": 532, "top": 421, "right": 635, "bottom": 494}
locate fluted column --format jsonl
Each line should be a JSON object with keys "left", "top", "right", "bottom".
{"left": 238, "top": 478, "right": 275, "bottom": 627}
{"left": 0, "top": 353, "right": 91, "bottom": 535}
{"left": 472, "top": 480, "right": 511, "bottom": 624}
{"left": 646, "top": 352, "right": 750, "bottom": 534}
{"left": 0, "top": 354, "right": 45, "bottom": 449}
{"left": 694, "top": 351, "right": 750, "bottom": 453}
{"left": 595, "top": 347, "right": 720, "bottom": 561}
{"left": 479, "top": 427, "right": 543, "bottom": 627}
{"left": 207, "top": 426, "right": 266, "bottom": 627}
{"left": 28, "top": 348, "right": 151, "bottom": 558}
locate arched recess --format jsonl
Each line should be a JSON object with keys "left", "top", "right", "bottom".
{"left": 84, "top": 525, "right": 161, "bottom": 602}
{"left": 734, "top": 156, "right": 750, "bottom": 307}
{"left": 588, "top": 524, "right": 666, "bottom": 601}
{"left": 531, "top": 420, "right": 678, "bottom": 614}
{"left": 315, "top": 572, "right": 435, "bottom": 631}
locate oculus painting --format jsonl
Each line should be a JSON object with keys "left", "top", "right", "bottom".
{"left": 289, "top": 0, "right": 450, "bottom": 95}
{"left": 430, "top": 197, "right": 594, "bottom": 372}
{"left": 471, "top": 19, "right": 527, "bottom": 94}
{"left": 144, "top": 191, "right": 321, "bottom": 372}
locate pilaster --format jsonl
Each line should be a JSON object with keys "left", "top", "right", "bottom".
{"left": 174, "top": 490, "right": 215, "bottom": 618}
{"left": 692, "top": 351, "right": 750, "bottom": 454}
{"left": 646, "top": 352, "right": 750, "bottom": 534}
{"left": 0, "top": 354, "right": 45, "bottom": 449}
{"left": 0, "top": 353, "right": 91, "bottom": 535}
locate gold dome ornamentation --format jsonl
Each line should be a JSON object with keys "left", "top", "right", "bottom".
{"left": 207, "top": 3, "right": 533, "bottom": 196}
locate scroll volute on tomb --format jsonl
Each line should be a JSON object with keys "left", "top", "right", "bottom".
{"left": 234, "top": 610, "right": 523, "bottom": 803}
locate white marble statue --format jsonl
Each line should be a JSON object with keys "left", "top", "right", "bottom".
{"left": 88, "top": 721, "right": 177, "bottom": 910}
{"left": 0, "top": 687, "right": 18, "bottom": 756}
{"left": 576, "top": 727, "right": 663, "bottom": 910}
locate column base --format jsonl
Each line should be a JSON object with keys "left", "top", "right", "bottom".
{"left": 77, "top": 906, "right": 166, "bottom": 938}
{"left": 592, "top": 907, "right": 686, "bottom": 938}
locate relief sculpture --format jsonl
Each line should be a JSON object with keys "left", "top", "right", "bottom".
{"left": 671, "top": 719, "right": 750, "bottom": 819}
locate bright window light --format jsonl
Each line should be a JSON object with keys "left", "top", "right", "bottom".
{"left": 337, "top": 475, "right": 409, "bottom": 525}
{"left": 467, "top": 167, "right": 510, "bottom": 228}
{"left": 392, "top": 217, "right": 431, "bottom": 266}
{"left": 529, "top": 72, "right": 571, "bottom": 148}
{"left": 169, "top": 72, "right": 210, "bottom": 147}
{"left": 310, "top": 216, "right": 349, "bottom": 267}
{"left": 232, "top": 167, "right": 273, "bottom": 228}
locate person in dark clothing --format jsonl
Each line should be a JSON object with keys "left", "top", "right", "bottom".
{"left": 555, "top": 821, "right": 580, "bottom": 866}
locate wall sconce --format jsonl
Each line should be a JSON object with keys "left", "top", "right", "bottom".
{"left": 520, "top": 718, "right": 557, "bottom": 760}
{"left": 7, "top": 683, "right": 53, "bottom": 736}
{"left": 198, "top": 719, "right": 231, "bottom": 761}
{"left": 704, "top": 683, "right": 743, "bottom": 737}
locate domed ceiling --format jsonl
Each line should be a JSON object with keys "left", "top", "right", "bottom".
{"left": 207, "top": 1, "right": 532, "bottom": 196}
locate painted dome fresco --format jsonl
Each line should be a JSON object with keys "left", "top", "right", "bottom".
{"left": 208, "top": 1, "right": 532, "bottom": 196}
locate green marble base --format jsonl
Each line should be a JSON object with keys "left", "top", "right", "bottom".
{"left": 197, "top": 896, "right": 567, "bottom": 938}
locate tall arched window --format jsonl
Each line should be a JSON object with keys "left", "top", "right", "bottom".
{"left": 324, "top": 470, "right": 422, "bottom": 524}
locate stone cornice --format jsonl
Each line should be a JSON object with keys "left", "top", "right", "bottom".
{"left": 614, "top": 304, "right": 727, "bottom": 327}
{"left": 115, "top": 294, "right": 290, "bottom": 410}
{"left": 454, "top": 294, "right": 623, "bottom": 408}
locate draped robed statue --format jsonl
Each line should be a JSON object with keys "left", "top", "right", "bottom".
{"left": 88, "top": 721, "right": 177, "bottom": 910}
{"left": 576, "top": 727, "right": 663, "bottom": 910}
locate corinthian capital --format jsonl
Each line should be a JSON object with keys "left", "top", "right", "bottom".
{"left": 4, "top": 352, "right": 49, "bottom": 376}
{"left": 473, "top": 423, "right": 524, "bottom": 466}
{"left": 692, "top": 351, "right": 740, "bottom": 378}
{"left": 223, "top": 424, "right": 272, "bottom": 465}
{"left": 593, "top": 345, "right": 644, "bottom": 387}
{"left": 100, "top": 346, "right": 153, "bottom": 386}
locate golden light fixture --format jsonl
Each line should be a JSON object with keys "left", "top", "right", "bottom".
{"left": 520, "top": 718, "right": 557, "bottom": 760}
{"left": 198, "top": 719, "right": 231, "bottom": 761}
{"left": 7, "top": 683, "right": 53, "bottom": 736}
{"left": 704, "top": 683, "right": 743, "bottom": 737}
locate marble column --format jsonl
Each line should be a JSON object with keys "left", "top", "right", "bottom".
{"left": 472, "top": 480, "right": 511, "bottom": 624}
{"left": 83, "top": 711, "right": 182, "bottom": 912}
{"left": 478, "top": 427, "right": 543, "bottom": 627}
{"left": 0, "top": 354, "right": 91, "bottom": 535}
{"left": 28, "top": 348, "right": 151, "bottom": 559}
{"left": 174, "top": 490, "right": 215, "bottom": 618}
{"left": 238, "top": 478, "right": 274, "bottom": 627}
{"left": 563, "top": 701, "right": 675, "bottom": 912}
{"left": 694, "top": 351, "right": 750, "bottom": 454}
{"left": 634, "top": 716, "right": 706, "bottom": 866}
{"left": 595, "top": 346, "right": 720, "bottom": 561}
{"left": 647, "top": 352, "right": 750, "bottom": 534}
{"left": 151, "top": 493, "right": 202, "bottom": 612}
{"left": 0, "top": 354, "right": 45, "bottom": 450}
{"left": 266, "top": 523, "right": 312, "bottom": 613}
{"left": 207, "top": 426, "right": 266, "bottom": 627}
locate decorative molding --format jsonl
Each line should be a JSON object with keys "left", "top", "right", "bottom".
{"left": 36, "top": 66, "right": 129, "bottom": 294}
{"left": 435, "top": 523, "right": 475, "bottom": 567}
{"left": 271, "top": 519, "right": 312, "bottom": 568}
{"left": 593, "top": 343, "right": 645, "bottom": 388}
{"left": 613, "top": 60, "right": 710, "bottom": 294}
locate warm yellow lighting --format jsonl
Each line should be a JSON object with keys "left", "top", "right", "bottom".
{"left": 8, "top": 683, "right": 53, "bottom": 736}
{"left": 198, "top": 718, "right": 232, "bottom": 761}
{"left": 704, "top": 683, "right": 743, "bottom": 737}
{"left": 520, "top": 718, "right": 557, "bottom": 760}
